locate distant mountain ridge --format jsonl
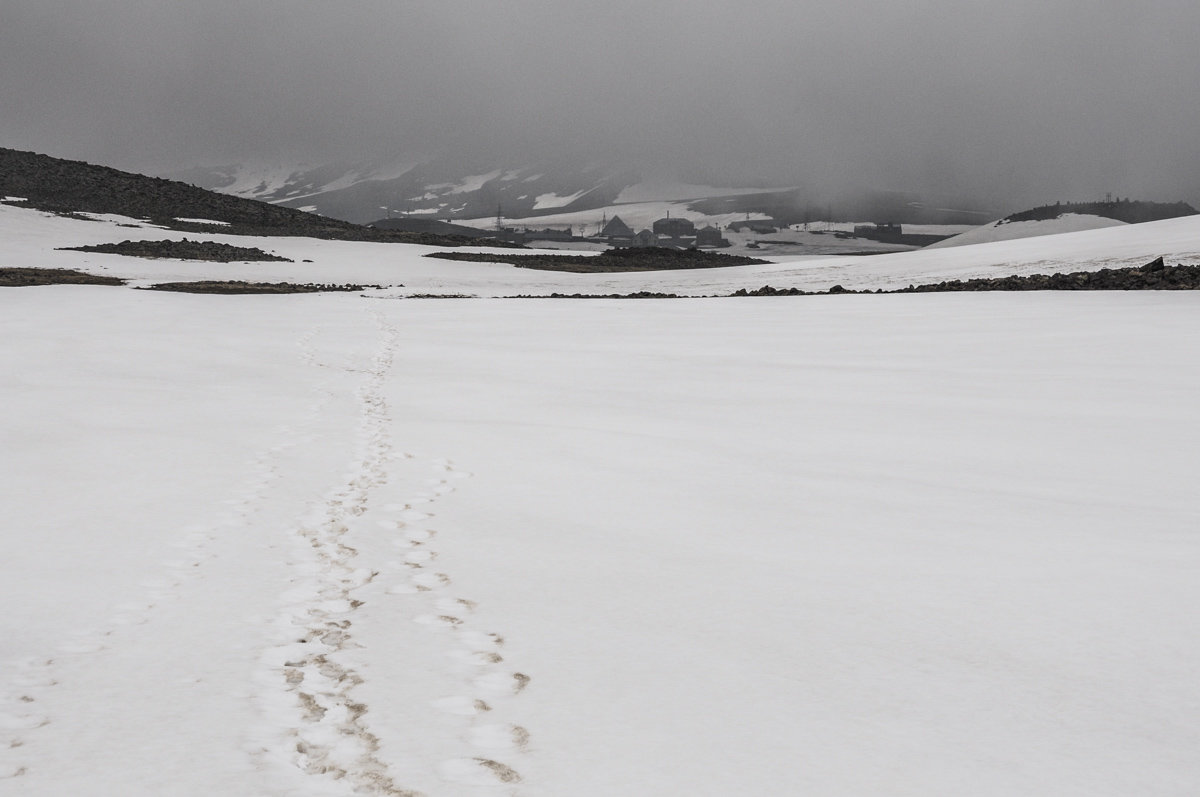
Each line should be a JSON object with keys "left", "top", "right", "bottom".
{"left": 166, "top": 154, "right": 643, "bottom": 225}
{"left": 0, "top": 148, "right": 494, "bottom": 246}
{"left": 168, "top": 154, "right": 998, "bottom": 229}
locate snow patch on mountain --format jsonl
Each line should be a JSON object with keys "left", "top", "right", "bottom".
{"left": 532, "top": 188, "right": 594, "bottom": 210}
{"left": 425, "top": 170, "right": 504, "bottom": 196}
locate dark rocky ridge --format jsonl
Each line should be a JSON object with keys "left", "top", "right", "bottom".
{"left": 61, "top": 239, "right": 292, "bottom": 262}
{"left": 731, "top": 258, "right": 1200, "bottom": 295}
{"left": 0, "top": 267, "right": 125, "bottom": 287}
{"left": 1001, "top": 200, "right": 1196, "bottom": 225}
{"left": 0, "top": 148, "right": 514, "bottom": 247}
{"left": 141, "top": 281, "right": 382, "bottom": 295}
{"left": 507, "top": 291, "right": 682, "bottom": 299}
{"left": 426, "top": 247, "right": 768, "bottom": 273}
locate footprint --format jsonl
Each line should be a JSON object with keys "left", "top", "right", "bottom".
{"left": 473, "top": 671, "right": 529, "bottom": 697}
{"left": 431, "top": 695, "right": 485, "bottom": 716}
{"left": 0, "top": 713, "right": 47, "bottom": 731}
{"left": 447, "top": 649, "right": 503, "bottom": 667}
{"left": 414, "top": 615, "right": 462, "bottom": 629}
{"left": 438, "top": 757, "right": 521, "bottom": 785}
{"left": 412, "top": 573, "right": 450, "bottom": 589}
{"left": 436, "top": 597, "right": 474, "bottom": 613}
{"left": 469, "top": 723, "right": 528, "bottom": 752}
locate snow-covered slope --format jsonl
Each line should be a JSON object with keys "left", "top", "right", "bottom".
{"left": 928, "top": 212, "right": 1128, "bottom": 248}
{"left": 3, "top": 202, "right": 1200, "bottom": 795}
{"left": 3, "top": 202, "right": 1198, "bottom": 297}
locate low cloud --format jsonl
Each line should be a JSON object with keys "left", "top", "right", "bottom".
{"left": 3, "top": 1, "right": 1198, "bottom": 211}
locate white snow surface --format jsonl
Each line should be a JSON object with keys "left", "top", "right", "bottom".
{"left": 928, "top": 213, "right": 1128, "bottom": 249}
{"left": 4, "top": 203, "right": 1198, "bottom": 297}
{"left": 174, "top": 217, "right": 231, "bottom": 226}
{"left": 425, "top": 170, "right": 503, "bottom": 196}
{"left": 2, "top": 203, "right": 1200, "bottom": 795}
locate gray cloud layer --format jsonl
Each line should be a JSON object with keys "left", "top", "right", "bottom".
{"left": 3, "top": 1, "right": 1199, "bottom": 210}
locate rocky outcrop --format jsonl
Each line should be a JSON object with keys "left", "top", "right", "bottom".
{"left": 141, "top": 281, "right": 383, "bottom": 294}
{"left": 427, "top": 247, "right": 767, "bottom": 273}
{"left": 895, "top": 258, "right": 1200, "bottom": 292}
{"left": 61, "top": 239, "right": 293, "bottom": 262}
{"left": 731, "top": 258, "right": 1200, "bottom": 296}
{"left": 0, "top": 267, "right": 124, "bottom": 287}
{"left": 1002, "top": 201, "right": 1196, "bottom": 225}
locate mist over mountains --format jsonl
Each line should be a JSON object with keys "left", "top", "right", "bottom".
{"left": 166, "top": 152, "right": 1002, "bottom": 227}
{"left": 5, "top": 2, "right": 1199, "bottom": 215}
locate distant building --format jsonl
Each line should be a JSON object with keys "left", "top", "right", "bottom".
{"left": 854, "top": 223, "right": 902, "bottom": 237}
{"left": 631, "top": 229, "right": 658, "bottom": 248}
{"left": 652, "top": 216, "right": 697, "bottom": 238}
{"left": 490, "top": 225, "right": 574, "bottom": 244}
{"left": 600, "top": 215, "right": 634, "bottom": 241}
{"left": 695, "top": 225, "right": 729, "bottom": 248}
{"left": 523, "top": 226, "right": 574, "bottom": 242}
{"left": 728, "top": 219, "right": 777, "bottom": 234}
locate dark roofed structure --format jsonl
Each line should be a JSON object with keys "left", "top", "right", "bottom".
{"left": 652, "top": 216, "right": 697, "bottom": 238}
{"left": 601, "top": 215, "right": 635, "bottom": 239}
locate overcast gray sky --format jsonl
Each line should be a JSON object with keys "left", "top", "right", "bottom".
{"left": 3, "top": 1, "right": 1199, "bottom": 209}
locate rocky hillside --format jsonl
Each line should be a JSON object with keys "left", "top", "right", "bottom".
{"left": 1002, "top": 199, "right": 1196, "bottom": 225}
{"left": 167, "top": 154, "right": 639, "bottom": 225}
{"left": 732, "top": 258, "right": 1200, "bottom": 295}
{"left": 0, "top": 148, "right": 499, "bottom": 246}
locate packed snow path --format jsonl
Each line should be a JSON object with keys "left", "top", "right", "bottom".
{"left": 1, "top": 300, "right": 531, "bottom": 796}
{"left": 2, "top": 289, "right": 1199, "bottom": 795}
{"left": 250, "top": 314, "right": 529, "bottom": 795}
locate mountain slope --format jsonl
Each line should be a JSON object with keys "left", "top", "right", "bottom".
{"left": 926, "top": 213, "right": 1128, "bottom": 249}
{"left": 928, "top": 200, "right": 1198, "bottom": 249}
{"left": 0, "top": 148, "right": 488, "bottom": 245}
{"left": 168, "top": 155, "right": 643, "bottom": 225}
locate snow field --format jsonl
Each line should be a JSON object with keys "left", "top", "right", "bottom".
{"left": 368, "top": 295, "right": 1200, "bottom": 795}
{"left": 4, "top": 202, "right": 1200, "bottom": 298}
{"left": 928, "top": 213, "right": 1128, "bottom": 248}
{"left": 5, "top": 288, "right": 1198, "bottom": 794}
{"left": 2, "top": 202, "right": 1200, "bottom": 794}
